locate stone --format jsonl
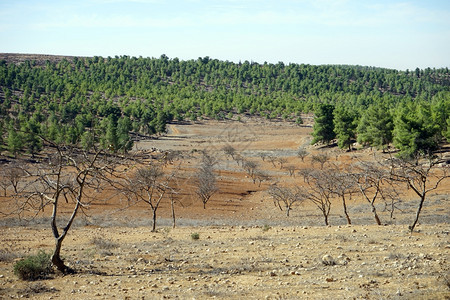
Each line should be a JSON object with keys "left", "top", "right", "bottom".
{"left": 322, "top": 254, "right": 336, "bottom": 266}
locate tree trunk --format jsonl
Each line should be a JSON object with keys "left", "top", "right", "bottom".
{"left": 410, "top": 195, "right": 425, "bottom": 233}
{"left": 323, "top": 212, "right": 329, "bottom": 226}
{"left": 286, "top": 206, "right": 290, "bottom": 217}
{"left": 171, "top": 198, "right": 176, "bottom": 229}
{"left": 152, "top": 209, "right": 157, "bottom": 232}
{"left": 341, "top": 196, "right": 351, "bottom": 225}
{"left": 52, "top": 238, "right": 72, "bottom": 273}
{"left": 371, "top": 204, "right": 382, "bottom": 225}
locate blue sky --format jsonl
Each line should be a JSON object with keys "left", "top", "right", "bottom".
{"left": 1, "top": 0, "right": 449, "bottom": 70}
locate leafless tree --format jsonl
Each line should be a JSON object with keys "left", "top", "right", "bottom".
{"left": 258, "top": 152, "right": 268, "bottom": 162}
{"left": 277, "top": 157, "right": 287, "bottom": 169}
{"left": 329, "top": 169, "right": 356, "bottom": 225}
{"left": 0, "top": 167, "right": 11, "bottom": 197}
{"left": 195, "top": 151, "right": 218, "bottom": 209}
{"left": 121, "top": 162, "right": 178, "bottom": 232}
{"left": 200, "top": 150, "right": 218, "bottom": 168}
{"left": 388, "top": 154, "right": 449, "bottom": 232}
{"left": 297, "top": 147, "right": 309, "bottom": 162}
{"left": 0, "top": 161, "right": 28, "bottom": 195}
{"left": 222, "top": 145, "right": 236, "bottom": 160}
{"left": 267, "top": 155, "right": 278, "bottom": 167}
{"left": 253, "top": 170, "right": 271, "bottom": 187}
{"left": 311, "top": 154, "right": 329, "bottom": 170}
{"left": 233, "top": 153, "right": 245, "bottom": 167}
{"left": 242, "top": 160, "right": 258, "bottom": 179}
{"left": 165, "top": 150, "right": 183, "bottom": 165}
{"left": 268, "top": 185, "right": 306, "bottom": 217}
{"left": 351, "top": 162, "right": 399, "bottom": 225}
{"left": 11, "top": 145, "right": 115, "bottom": 273}
{"left": 285, "top": 165, "right": 297, "bottom": 177}
{"left": 303, "top": 169, "right": 335, "bottom": 225}
{"left": 298, "top": 168, "right": 314, "bottom": 183}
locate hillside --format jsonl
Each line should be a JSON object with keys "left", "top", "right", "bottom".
{"left": 1, "top": 53, "right": 449, "bottom": 158}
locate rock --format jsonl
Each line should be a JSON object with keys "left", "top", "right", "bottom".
{"left": 322, "top": 254, "right": 336, "bottom": 266}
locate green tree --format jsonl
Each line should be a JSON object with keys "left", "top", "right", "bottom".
{"left": 117, "top": 116, "right": 133, "bottom": 153}
{"left": 333, "top": 106, "right": 358, "bottom": 150}
{"left": 102, "top": 115, "right": 119, "bottom": 152}
{"left": 393, "top": 103, "right": 440, "bottom": 158}
{"left": 446, "top": 116, "right": 450, "bottom": 142}
{"left": 0, "top": 120, "right": 4, "bottom": 149}
{"left": 357, "top": 103, "right": 393, "bottom": 151}
{"left": 7, "top": 123, "right": 23, "bottom": 157}
{"left": 23, "top": 119, "right": 43, "bottom": 156}
{"left": 80, "top": 130, "right": 95, "bottom": 151}
{"left": 312, "top": 104, "right": 335, "bottom": 145}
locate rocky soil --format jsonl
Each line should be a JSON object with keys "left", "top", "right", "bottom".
{"left": 1, "top": 224, "right": 449, "bottom": 299}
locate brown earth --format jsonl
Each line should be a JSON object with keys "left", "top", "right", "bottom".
{"left": 0, "top": 117, "right": 449, "bottom": 299}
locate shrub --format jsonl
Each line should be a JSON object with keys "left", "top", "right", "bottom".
{"left": 0, "top": 249, "right": 19, "bottom": 262}
{"left": 13, "top": 251, "right": 52, "bottom": 281}
{"left": 262, "top": 224, "right": 271, "bottom": 232}
{"left": 91, "top": 237, "right": 118, "bottom": 250}
{"left": 191, "top": 232, "right": 200, "bottom": 240}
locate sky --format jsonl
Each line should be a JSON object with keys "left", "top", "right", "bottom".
{"left": 1, "top": 0, "right": 449, "bottom": 70}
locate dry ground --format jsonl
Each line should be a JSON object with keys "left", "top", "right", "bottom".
{"left": 1, "top": 117, "right": 449, "bottom": 299}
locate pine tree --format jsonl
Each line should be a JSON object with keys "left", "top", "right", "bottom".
{"left": 333, "top": 106, "right": 358, "bottom": 150}
{"left": 23, "top": 119, "right": 42, "bottom": 157}
{"left": 80, "top": 130, "right": 95, "bottom": 151}
{"left": 393, "top": 103, "right": 440, "bottom": 158}
{"left": 357, "top": 103, "right": 393, "bottom": 150}
{"left": 312, "top": 104, "right": 335, "bottom": 145}
{"left": 117, "top": 116, "right": 133, "bottom": 153}
{"left": 103, "top": 115, "right": 118, "bottom": 152}
{"left": 7, "top": 123, "right": 23, "bottom": 157}
{"left": 0, "top": 120, "right": 4, "bottom": 150}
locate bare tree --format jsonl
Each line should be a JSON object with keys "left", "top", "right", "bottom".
{"left": 285, "top": 165, "right": 297, "bottom": 177}
{"left": 351, "top": 162, "right": 397, "bottom": 225}
{"left": 311, "top": 154, "right": 329, "bottom": 170}
{"left": 268, "top": 185, "right": 306, "bottom": 217}
{"left": 0, "top": 162, "right": 28, "bottom": 195}
{"left": 195, "top": 151, "right": 218, "bottom": 209}
{"left": 222, "top": 145, "right": 236, "bottom": 160}
{"left": 233, "top": 153, "right": 245, "bottom": 167}
{"left": 122, "top": 162, "right": 178, "bottom": 232}
{"left": 253, "top": 170, "right": 271, "bottom": 187}
{"left": 258, "top": 152, "right": 268, "bottom": 162}
{"left": 303, "top": 169, "right": 335, "bottom": 225}
{"left": 277, "top": 157, "right": 287, "bottom": 169}
{"left": 298, "top": 168, "right": 314, "bottom": 183}
{"left": 267, "top": 155, "right": 278, "bottom": 167}
{"left": 242, "top": 160, "right": 258, "bottom": 179}
{"left": 329, "top": 170, "right": 356, "bottom": 225}
{"left": 297, "top": 147, "right": 309, "bottom": 162}
{"left": 388, "top": 155, "right": 449, "bottom": 232}
{"left": 200, "top": 150, "right": 218, "bottom": 168}
{"left": 0, "top": 167, "right": 10, "bottom": 197}
{"left": 11, "top": 145, "right": 114, "bottom": 273}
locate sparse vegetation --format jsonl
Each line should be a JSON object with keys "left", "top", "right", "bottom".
{"left": 91, "top": 237, "right": 118, "bottom": 250}
{"left": 13, "top": 251, "right": 52, "bottom": 281}
{"left": 262, "top": 224, "right": 271, "bottom": 232}
{"left": 0, "top": 248, "right": 19, "bottom": 262}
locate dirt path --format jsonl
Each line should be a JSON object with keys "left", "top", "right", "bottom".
{"left": 168, "top": 124, "right": 181, "bottom": 135}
